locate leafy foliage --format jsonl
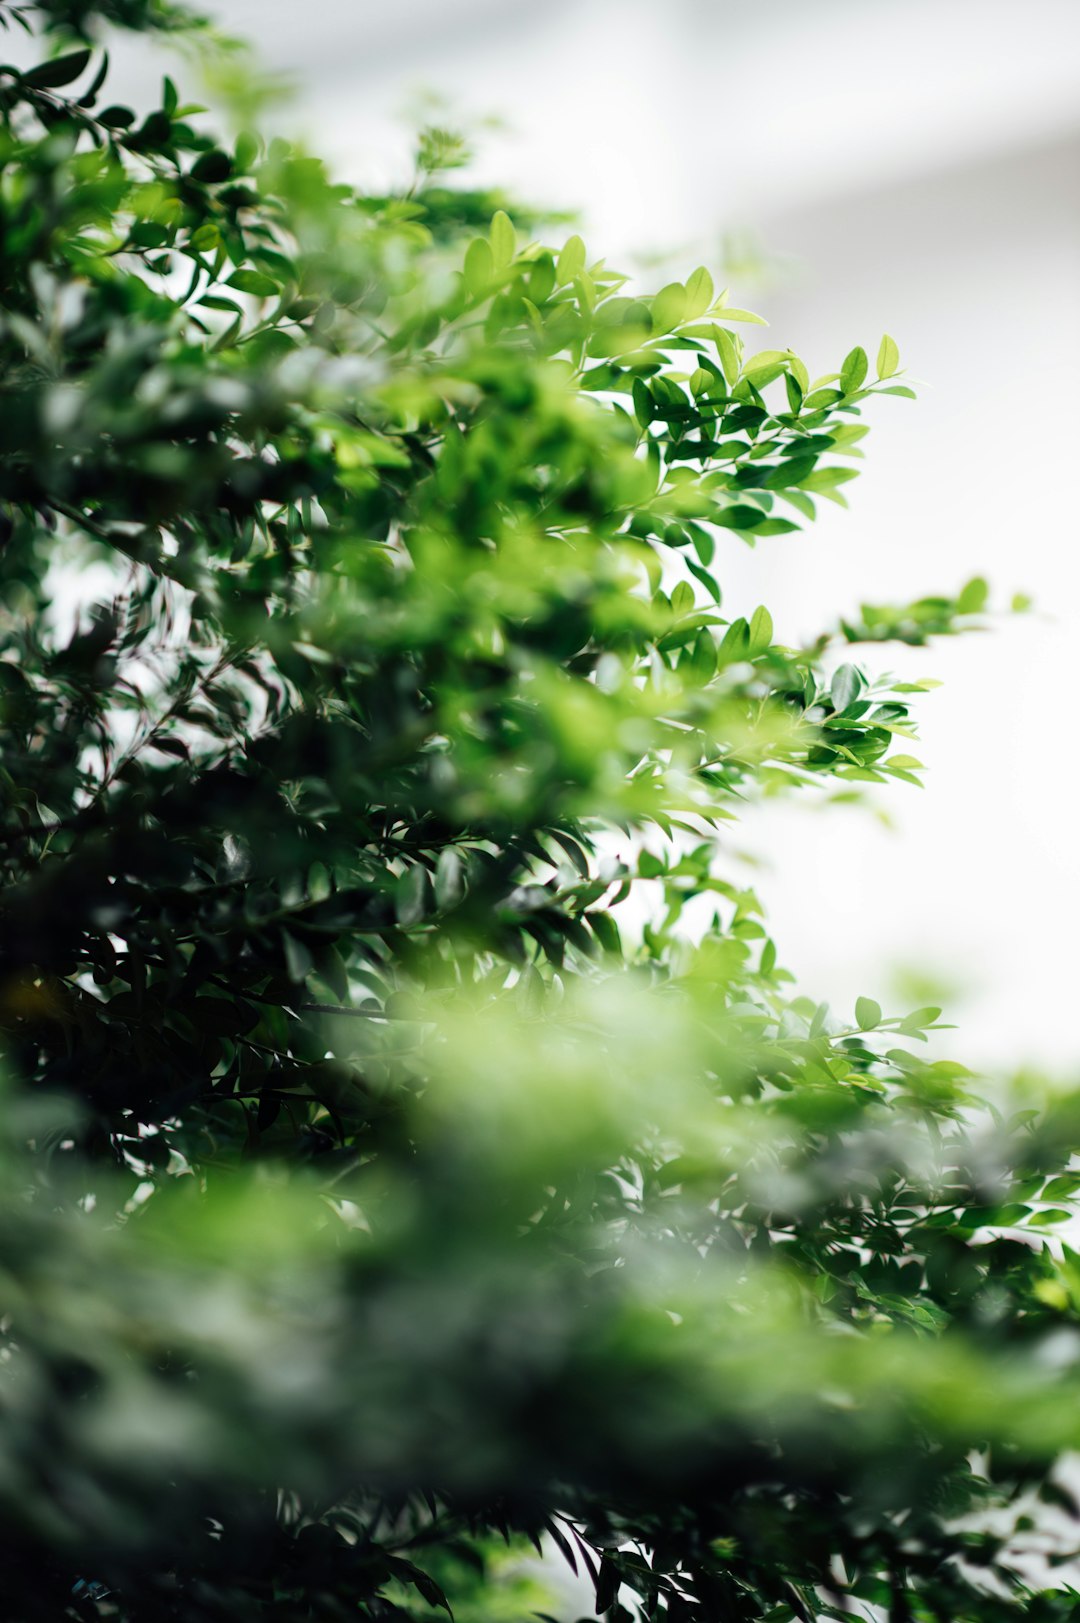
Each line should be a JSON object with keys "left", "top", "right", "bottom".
{"left": 0, "top": 7, "right": 1075, "bottom": 1623}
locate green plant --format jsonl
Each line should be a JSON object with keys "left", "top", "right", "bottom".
{"left": 1, "top": 5, "right": 1077, "bottom": 1622}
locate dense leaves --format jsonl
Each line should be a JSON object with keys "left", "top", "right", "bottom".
{"left": 0, "top": 7, "right": 1076, "bottom": 1623}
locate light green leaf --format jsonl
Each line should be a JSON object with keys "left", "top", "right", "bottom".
{"left": 957, "top": 576, "right": 989, "bottom": 614}
{"left": 786, "top": 352, "right": 810, "bottom": 392}
{"left": 876, "top": 333, "right": 900, "bottom": 377}
{"left": 556, "top": 234, "right": 586, "bottom": 285}
{"left": 714, "top": 307, "right": 767, "bottom": 325}
{"left": 748, "top": 605, "right": 773, "bottom": 650}
{"left": 684, "top": 629, "right": 717, "bottom": 682}
{"left": 840, "top": 346, "right": 868, "bottom": 394}
{"left": 743, "top": 350, "right": 788, "bottom": 390}
{"left": 855, "top": 996, "right": 882, "bottom": 1031}
{"left": 904, "top": 1005, "right": 942, "bottom": 1026}
{"left": 464, "top": 236, "right": 495, "bottom": 294}
{"left": 669, "top": 580, "right": 695, "bottom": 619}
{"left": 489, "top": 209, "right": 515, "bottom": 268}
{"left": 684, "top": 265, "right": 714, "bottom": 319}
{"left": 718, "top": 616, "right": 750, "bottom": 656}
{"left": 714, "top": 327, "right": 741, "bottom": 386}
{"left": 652, "top": 281, "right": 688, "bottom": 332}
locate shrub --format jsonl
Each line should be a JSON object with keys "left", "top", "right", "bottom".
{"left": 0, "top": 5, "right": 1075, "bottom": 1620}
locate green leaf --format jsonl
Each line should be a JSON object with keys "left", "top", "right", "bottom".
{"left": 802, "top": 387, "right": 842, "bottom": 410}
{"left": 899, "top": 1004, "right": 941, "bottom": 1030}
{"left": 801, "top": 465, "right": 858, "bottom": 504}
{"left": 670, "top": 580, "right": 695, "bottom": 619}
{"left": 684, "top": 628, "right": 717, "bottom": 682}
{"left": 396, "top": 865, "right": 430, "bottom": 927}
{"left": 463, "top": 236, "right": 494, "bottom": 293}
{"left": 489, "top": 208, "right": 515, "bottom": 268}
{"left": 76, "top": 49, "right": 109, "bottom": 108}
{"left": 527, "top": 252, "right": 556, "bottom": 303}
{"left": 715, "top": 307, "right": 767, "bottom": 324}
{"left": 317, "top": 945, "right": 349, "bottom": 1002}
{"left": 855, "top": 996, "right": 882, "bottom": 1031}
{"left": 748, "top": 605, "right": 773, "bottom": 650}
{"left": 234, "top": 130, "right": 260, "bottom": 172}
{"left": 191, "top": 149, "right": 233, "bottom": 184}
{"left": 742, "top": 352, "right": 787, "bottom": 390}
{"left": 684, "top": 265, "right": 714, "bottom": 319}
{"left": 22, "top": 48, "right": 92, "bottom": 89}
{"left": 1043, "top": 1174, "right": 1080, "bottom": 1200}
{"left": 226, "top": 269, "right": 278, "bottom": 297}
{"left": 632, "top": 378, "right": 654, "bottom": 430}
{"left": 830, "top": 664, "right": 863, "bottom": 711}
{"left": 588, "top": 910, "right": 622, "bottom": 956}
{"left": 435, "top": 847, "right": 466, "bottom": 909}
{"left": 652, "top": 281, "right": 688, "bottom": 332}
{"left": 956, "top": 576, "right": 989, "bottom": 614}
{"left": 886, "top": 755, "right": 924, "bottom": 771}
{"left": 686, "top": 558, "right": 722, "bottom": 602}
{"left": 840, "top": 346, "right": 868, "bottom": 394}
{"left": 765, "top": 457, "right": 816, "bottom": 490}
{"left": 786, "top": 352, "right": 810, "bottom": 392}
{"left": 809, "top": 1001, "right": 830, "bottom": 1037}
{"left": 595, "top": 1556, "right": 620, "bottom": 1615}
{"left": 714, "top": 328, "right": 741, "bottom": 386}
{"left": 876, "top": 333, "right": 900, "bottom": 378}
{"left": 282, "top": 930, "right": 313, "bottom": 984}
{"left": 556, "top": 234, "right": 586, "bottom": 285}
{"left": 715, "top": 505, "right": 768, "bottom": 531}
{"left": 718, "top": 617, "right": 750, "bottom": 658}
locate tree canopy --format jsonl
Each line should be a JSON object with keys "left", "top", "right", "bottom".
{"left": 2, "top": 4, "right": 1079, "bottom": 1621}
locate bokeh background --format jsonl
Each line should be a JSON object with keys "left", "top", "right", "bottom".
{"left": 97, "top": 0, "right": 1080, "bottom": 1071}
